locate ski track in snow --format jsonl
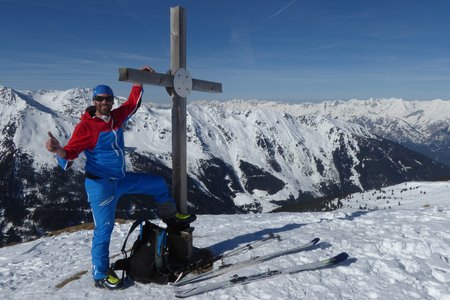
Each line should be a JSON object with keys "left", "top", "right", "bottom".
{"left": 0, "top": 182, "right": 449, "bottom": 299}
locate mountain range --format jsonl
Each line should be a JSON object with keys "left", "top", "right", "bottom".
{"left": 233, "top": 98, "right": 450, "bottom": 166}
{"left": 1, "top": 85, "right": 450, "bottom": 246}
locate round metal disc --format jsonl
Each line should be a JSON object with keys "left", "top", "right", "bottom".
{"left": 173, "top": 68, "right": 192, "bottom": 97}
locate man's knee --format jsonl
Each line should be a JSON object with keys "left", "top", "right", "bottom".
{"left": 148, "top": 174, "right": 168, "bottom": 190}
{"left": 146, "top": 175, "right": 170, "bottom": 201}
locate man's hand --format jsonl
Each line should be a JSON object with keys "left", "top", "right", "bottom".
{"left": 141, "top": 65, "right": 155, "bottom": 72}
{"left": 45, "top": 131, "right": 66, "bottom": 158}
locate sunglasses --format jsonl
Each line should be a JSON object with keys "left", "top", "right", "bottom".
{"left": 94, "top": 95, "right": 114, "bottom": 102}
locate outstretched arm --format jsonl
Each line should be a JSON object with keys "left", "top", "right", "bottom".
{"left": 114, "top": 66, "right": 155, "bottom": 123}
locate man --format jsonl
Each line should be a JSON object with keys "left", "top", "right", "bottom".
{"left": 45, "top": 66, "right": 195, "bottom": 290}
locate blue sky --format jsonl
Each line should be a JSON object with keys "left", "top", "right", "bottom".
{"left": 1, "top": 0, "right": 450, "bottom": 103}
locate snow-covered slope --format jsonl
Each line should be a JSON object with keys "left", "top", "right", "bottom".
{"left": 0, "top": 181, "right": 449, "bottom": 299}
{"left": 220, "top": 97, "right": 450, "bottom": 141}
{"left": 0, "top": 86, "right": 91, "bottom": 169}
{"left": 333, "top": 180, "right": 450, "bottom": 211}
{"left": 221, "top": 98, "right": 450, "bottom": 166}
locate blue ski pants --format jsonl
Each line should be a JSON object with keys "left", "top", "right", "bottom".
{"left": 85, "top": 172, "right": 177, "bottom": 280}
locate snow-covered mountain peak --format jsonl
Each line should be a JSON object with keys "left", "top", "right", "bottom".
{"left": 23, "top": 87, "right": 91, "bottom": 117}
{"left": 207, "top": 97, "right": 450, "bottom": 164}
{"left": 209, "top": 97, "right": 450, "bottom": 127}
{"left": 190, "top": 99, "right": 375, "bottom": 139}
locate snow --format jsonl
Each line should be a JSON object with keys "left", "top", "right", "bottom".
{"left": 1, "top": 181, "right": 449, "bottom": 299}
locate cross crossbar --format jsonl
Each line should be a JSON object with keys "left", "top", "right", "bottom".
{"left": 119, "top": 68, "right": 222, "bottom": 93}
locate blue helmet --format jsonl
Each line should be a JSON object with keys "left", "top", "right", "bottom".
{"left": 92, "top": 85, "right": 114, "bottom": 98}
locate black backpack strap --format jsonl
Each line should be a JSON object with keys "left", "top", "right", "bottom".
{"left": 120, "top": 218, "right": 148, "bottom": 253}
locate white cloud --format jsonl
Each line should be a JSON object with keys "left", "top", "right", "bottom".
{"left": 264, "top": 0, "right": 298, "bottom": 22}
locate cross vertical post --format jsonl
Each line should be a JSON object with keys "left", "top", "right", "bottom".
{"left": 170, "top": 6, "right": 188, "bottom": 214}
{"left": 118, "top": 5, "right": 222, "bottom": 265}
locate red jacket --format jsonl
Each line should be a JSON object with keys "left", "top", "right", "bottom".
{"left": 57, "top": 86, "right": 143, "bottom": 179}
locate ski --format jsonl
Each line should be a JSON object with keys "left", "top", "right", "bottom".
{"left": 174, "top": 237, "right": 320, "bottom": 286}
{"left": 174, "top": 252, "right": 349, "bottom": 298}
{"left": 217, "top": 232, "right": 282, "bottom": 260}
{"left": 176, "top": 232, "right": 281, "bottom": 281}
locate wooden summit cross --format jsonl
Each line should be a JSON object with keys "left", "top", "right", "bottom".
{"left": 118, "top": 6, "right": 222, "bottom": 262}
